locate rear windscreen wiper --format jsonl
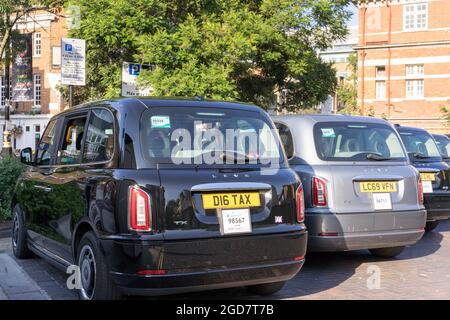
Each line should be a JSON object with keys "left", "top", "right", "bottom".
{"left": 219, "top": 151, "right": 259, "bottom": 163}
{"left": 366, "top": 153, "right": 391, "bottom": 161}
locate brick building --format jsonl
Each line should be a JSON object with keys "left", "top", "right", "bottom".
{"left": 0, "top": 9, "right": 68, "bottom": 152}
{"left": 356, "top": 0, "right": 450, "bottom": 133}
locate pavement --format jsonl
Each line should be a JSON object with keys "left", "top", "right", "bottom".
{"left": 0, "top": 220, "right": 449, "bottom": 300}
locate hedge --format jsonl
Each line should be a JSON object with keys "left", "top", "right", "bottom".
{"left": 0, "top": 156, "right": 24, "bottom": 221}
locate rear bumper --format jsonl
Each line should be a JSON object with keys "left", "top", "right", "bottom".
{"left": 305, "top": 209, "right": 426, "bottom": 252}
{"left": 99, "top": 230, "right": 307, "bottom": 296}
{"left": 112, "top": 260, "right": 304, "bottom": 296}
{"left": 424, "top": 193, "right": 450, "bottom": 221}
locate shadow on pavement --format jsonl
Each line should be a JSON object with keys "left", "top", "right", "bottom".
{"left": 140, "top": 221, "right": 448, "bottom": 300}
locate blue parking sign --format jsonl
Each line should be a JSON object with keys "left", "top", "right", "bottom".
{"left": 129, "top": 64, "right": 140, "bottom": 76}
{"left": 64, "top": 44, "right": 73, "bottom": 52}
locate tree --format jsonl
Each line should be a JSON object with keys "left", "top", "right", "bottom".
{"left": 70, "top": 0, "right": 353, "bottom": 111}
{"left": 337, "top": 52, "right": 359, "bottom": 115}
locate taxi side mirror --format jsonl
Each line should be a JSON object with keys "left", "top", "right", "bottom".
{"left": 20, "top": 147, "right": 33, "bottom": 165}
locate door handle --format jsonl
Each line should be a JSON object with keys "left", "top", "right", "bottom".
{"left": 40, "top": 168, "right": 56, "bottom": 176}
{"left": 34, "top": 185, "right": 53, "bottom": 193}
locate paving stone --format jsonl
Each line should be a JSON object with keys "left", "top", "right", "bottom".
{"left": 0, "top": 220, "right": 449, "bottom": 300}
{"left": 0, "top": 252, "right": 49, "bottom": 300}
{"left": 0, "top": 288, "right": 7, "bottom": 300}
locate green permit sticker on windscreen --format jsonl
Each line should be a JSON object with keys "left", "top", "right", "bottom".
{"left": 321, "top": 128, "right": 335, "bottom": 138}
{"left": 151, "top": 116, "right": 171, "bottom": 129}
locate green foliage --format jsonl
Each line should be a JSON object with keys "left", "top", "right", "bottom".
{"left": 70, "top": 0, "right": 352, "bottom": 111}
{"left": 337, "top": 52, "right": 360, "bottom": 115}
{"left": 0, "top": 157, "right": 23, "bottom": 221}
{"left": 440, "top": 102, "right": 450, "bottom": 122}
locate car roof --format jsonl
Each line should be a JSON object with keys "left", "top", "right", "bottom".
{"left": 432, "top": 133, "right": 449, "bottom": 139}
{"left": 272, "top": 113, "right": 390, "bottom": 126}
{"left": 395, "top": 125, "right": 429, "bottom": 134}
{"left": 57, "top": 97, "right": 263, "bottom": 117}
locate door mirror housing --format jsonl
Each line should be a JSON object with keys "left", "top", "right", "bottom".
{"left": 20, "top": 147, "right": 33, "bottom": 165}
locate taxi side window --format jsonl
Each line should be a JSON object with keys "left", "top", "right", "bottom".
{"left": 36, "top": 119, "right": 58, "bottom": 166}
{"left": 82, "top": 109, "right": 115, "bottom": 163}
{"left": 58, "top": 116, "right": 88, "bottom": 165}
{"left": 276, "top": 123, "right": 294, "bottom": 159}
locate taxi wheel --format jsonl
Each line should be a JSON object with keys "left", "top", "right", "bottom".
{"left": 369, "top": 246, "right": 405, "bottom": 258}
{"left": 246, "top": 281, "right": 286, "bottom": 296}
{"left": 425, "top": 221, "right": 439, "bottom": 232}
{"left": 11, "top": 205, "right": 33, "bottom": 259}
{"left": 77, "top": 231, "right": 122, "bottom": 300}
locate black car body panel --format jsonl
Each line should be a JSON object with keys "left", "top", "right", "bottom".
{"left": 397, "top": 126, "right": 450, "bottom": 222}
{"left": 13, "top": 98, "right": 307, "bottom": 296}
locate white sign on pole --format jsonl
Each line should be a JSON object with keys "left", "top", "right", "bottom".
{"left": 61, "top": 38, "right": 85, "bottom": 86}
{"left": 121, "top": 62, "right": 154, "bottom": 97}
{"left": 321, "top": 95, "right": 333, "bottom": 114}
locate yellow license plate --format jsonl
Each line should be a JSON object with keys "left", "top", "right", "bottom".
{"left": 420, "top": 173, "right": 436, "bottom": 182}
{"left": 202, "top": 192, "right": 261, "bottom": 209}
{"left": 360, "top": 181, "right": 397, "bottom": 193}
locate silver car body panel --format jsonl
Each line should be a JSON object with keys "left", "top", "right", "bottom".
{"left": 273, "top": 114, "right": 426, "bottom": 252}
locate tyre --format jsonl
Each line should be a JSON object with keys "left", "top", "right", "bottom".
{"left": 246, "top": 281, "right": 286, "bottom": 296}
{"left": 77, "top": 231, "right": 122, "bottom": 300}
{"left": 11, "top": 205, "right": 33, "bottom": 259}
{"left": 369, "top": 246, "right": 405, "bottom": 258}
{"left": 425, "top": 221, "right": 439, "bottom": 232}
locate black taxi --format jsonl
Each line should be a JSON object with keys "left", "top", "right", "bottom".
{"left": 11, "top": 98, "right": 307, "bottom": 299}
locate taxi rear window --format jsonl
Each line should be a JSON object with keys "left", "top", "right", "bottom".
{"left": 140, "top": 106, "right": 284, "bottom": 166}
{"left": 313, "top": 122, "right": 407, "bottom": 162}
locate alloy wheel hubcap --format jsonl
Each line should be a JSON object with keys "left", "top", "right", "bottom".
{"left": 12, "top": 213, "right": 19, "bottom": 249}
{"left": 79, "top": 245, "right": 96, "bottom": 300}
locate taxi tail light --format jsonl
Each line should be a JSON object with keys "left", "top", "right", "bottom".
{"left": 129, "top": 186, "right": 152, "bottom": 231}
{"left": 312, "top": 177, "right": 327, "bottom": 207}
{"left": 418, "top": 177, "right": 424, "bottom": 205}
{"left": 296, "top": 184, "right": 305, "bottom": 223}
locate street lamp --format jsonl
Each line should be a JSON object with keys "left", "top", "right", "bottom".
{"left": 1, "top": 44, "right": 12, "bottom": 157}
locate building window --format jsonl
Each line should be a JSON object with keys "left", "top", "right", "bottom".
{"left": 34, "top": 32, "right": 41, "bottom": 56}
{"left": 52, "top": 47, "right": 61, "bottom": 67}
{"left": 26, "top": 126, "right": 30, "bottom": 132}
{"left": 35, "top": 125, "right": 41, "bottom": 133}
{"left": 0, "top": 76, "right": 5, "bottom": 107}
{"left": 376, "top": 66, "right": 386, "bottom": 78}
{"left": 404, "top": 3, "right": 428, "bottom": 31}
{"left": 376, "top": 81, "right": 386, "bottom": 100}
{"left": 34, "top": 74, "right": 41, "bottom": 107}
{"left": 406, "top": 80, "right": 424, "bottom": 99}
{"left": 406, "top": 64, "right": 424, "bottom": 77}
{"left": 0, "top": 75, "right": 12, "bottom": 107}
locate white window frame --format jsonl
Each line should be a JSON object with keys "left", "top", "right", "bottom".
{"left": 34, "top": 73, "right": 41, "bottom": 107}
{"left": 403, "top": 3, "right": 428, "bottom": 31}
{"left": 0, "top": 75, "right": 5, "bottom": 107}
{"left": 406, "top": 64, "right": 424, "bottom": 78}
{"left": 376, "top": 80, "right": 386, "bottom": 100}
{"left": 406, "top": 79, "right": 424, "bottom": 99}
{"left": 376, "top": 66, "right": 386, "bottom": 79}
{"left": 34, "top": 32, "right": 42, "bottom": 56}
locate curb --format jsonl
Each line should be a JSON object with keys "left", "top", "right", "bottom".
{"left": 0, "top": 221, "right": 12, "bottom": 231}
